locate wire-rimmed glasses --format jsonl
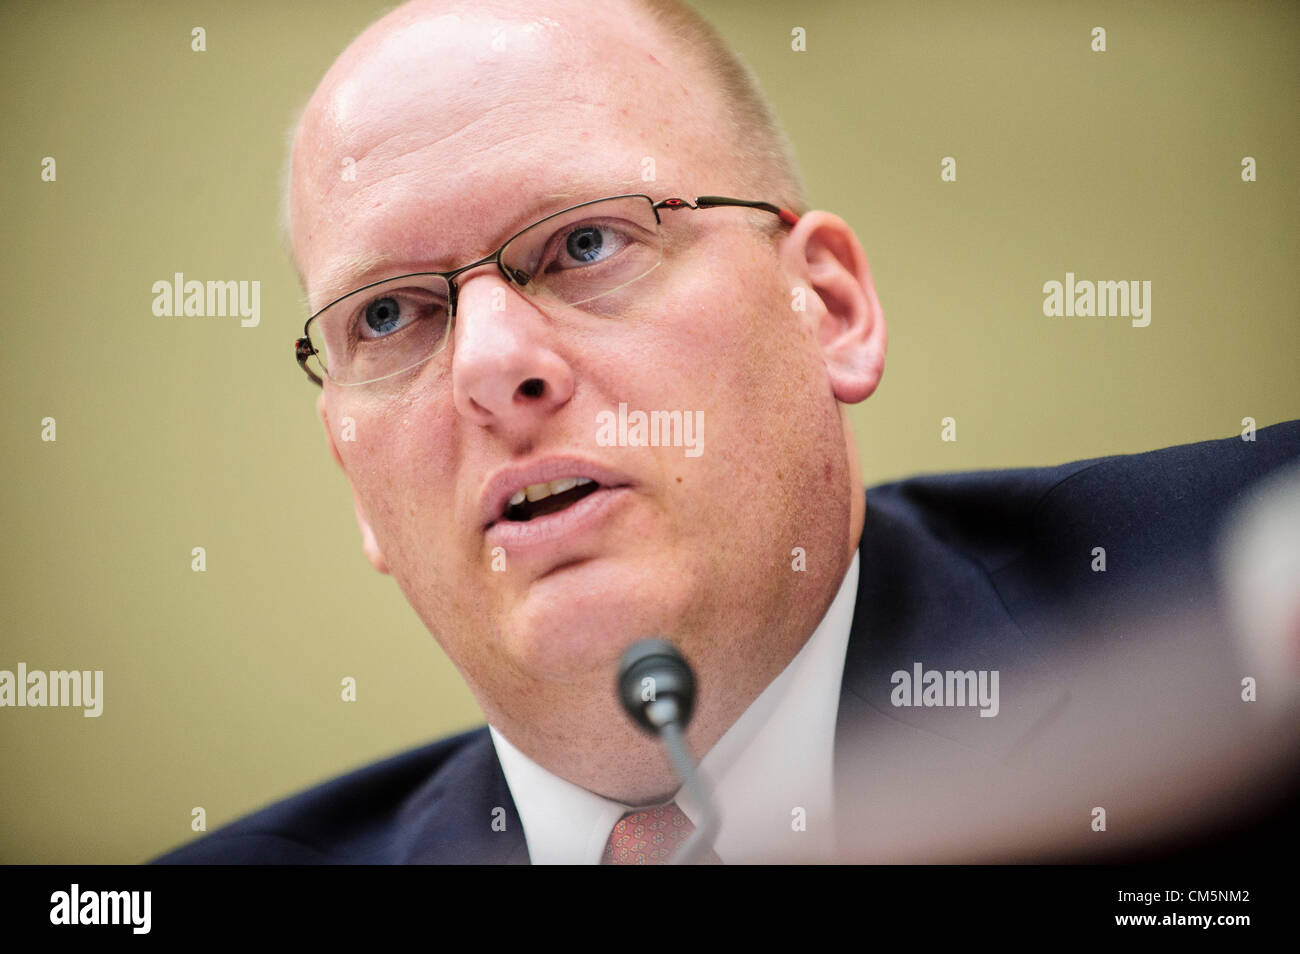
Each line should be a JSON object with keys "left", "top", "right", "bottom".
{"left": 294, "top": 194, "right": 799, "bottom": 387}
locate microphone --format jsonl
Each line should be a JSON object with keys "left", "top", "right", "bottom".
{"left": 617, "top": 639, "right": 721, "bottom": 864}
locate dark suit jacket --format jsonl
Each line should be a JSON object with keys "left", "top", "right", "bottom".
{"left": 154, "top": 421, "right": 1300, "bottom": 864}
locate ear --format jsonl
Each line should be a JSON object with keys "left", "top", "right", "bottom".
{"left": 779, "top": 211, "right": 887, "bottom": 404}
{"left": 317, "top": 393, "right": 390, "bottom": 575}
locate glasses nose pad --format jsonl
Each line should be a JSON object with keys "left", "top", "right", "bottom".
{"left": 504, "top": 265, "right": 531, "bottom": 287}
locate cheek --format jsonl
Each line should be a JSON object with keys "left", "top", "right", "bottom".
{"left": 665, "top": 256, "right": 817, "bottom": 415}
{"left": 330, "top": 393, "right": 457, "bottom": 533}
{"left": 646, "top": 260, "right": 769, "bottom": 383}
{"left": 680, "top": 260, "right": 837, "bottom": 487}
{"left": 629, "top": 263, "right": 822, "bottom": 512}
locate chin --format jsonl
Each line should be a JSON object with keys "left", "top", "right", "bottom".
{"left": 503, "top": 558, "right": 697, "bottom": 680}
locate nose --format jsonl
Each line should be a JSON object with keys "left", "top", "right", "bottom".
{"left": 450, "top": 269, "right": 575, "bottom": 433}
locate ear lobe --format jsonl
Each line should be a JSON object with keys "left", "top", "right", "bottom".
{"left": 781, "top": 211, "right": 887, "bottom": 405}
{"left": 317, "top": 394, "right": 390, "bottom": 575}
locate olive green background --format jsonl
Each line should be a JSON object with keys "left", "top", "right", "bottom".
{"left": 2, "top": 0, "right": 1296, "bottom": 863}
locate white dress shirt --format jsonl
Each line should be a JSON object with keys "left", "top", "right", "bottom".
{"left": 489, "top": 551, "right": 860, "bottom": 863}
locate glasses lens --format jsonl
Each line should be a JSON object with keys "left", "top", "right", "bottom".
{"left": 501, "top": 196, "right": 663, "bottom": 310}
{"left": 311, "top": 274, "right": 452, "bottom": 385}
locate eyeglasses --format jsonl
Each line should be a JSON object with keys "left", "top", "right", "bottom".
{"left": 294, "top": 193, "right": 800, "bottom": 387}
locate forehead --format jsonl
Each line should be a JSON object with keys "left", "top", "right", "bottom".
{"left": 292, "top": 5, "right": 721, "bottom": 305}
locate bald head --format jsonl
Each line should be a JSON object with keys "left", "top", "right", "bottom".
{"left": 284, "top": 0, "right": 804, "bottom": 289}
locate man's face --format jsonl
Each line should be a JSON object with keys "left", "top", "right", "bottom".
{"left": 290, "top": 3, "right": 854, "bottom": 717}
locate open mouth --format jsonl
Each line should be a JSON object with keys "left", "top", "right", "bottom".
{"left": 503, "top": 477, "right": 602, "bottom": 522}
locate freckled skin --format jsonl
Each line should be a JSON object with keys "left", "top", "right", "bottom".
{"left": 292, "top": 0, "right": 886, "bottom": 804}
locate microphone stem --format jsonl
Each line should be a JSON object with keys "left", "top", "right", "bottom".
{"left": 659, "top": 720, "right": 720, "bottom": 864}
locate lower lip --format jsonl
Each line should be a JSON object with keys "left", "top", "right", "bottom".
{"left": 485, "top": 485, "right": 632, "bottom": 554}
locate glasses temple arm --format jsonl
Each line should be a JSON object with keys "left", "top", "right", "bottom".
{"left": 652, "top": 195, "right": 799, "bottom": 226}
{"left": 693, "top": 195, "right": 800, "bottom": 226}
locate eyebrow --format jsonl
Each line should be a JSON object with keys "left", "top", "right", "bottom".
{"left": 312, "top": 250, "right": 414, "bottom": 312}
{"left": 308, "top": 186, "right": 642, "bottom": 311}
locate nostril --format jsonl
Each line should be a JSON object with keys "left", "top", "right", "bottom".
{"left": 519, "top": 378, "right": 545, "bottom": 399}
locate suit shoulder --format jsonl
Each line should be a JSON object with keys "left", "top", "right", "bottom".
{"left": 863, "top": 420, "right": 1300, "bottom": 575}
{"left": 150, "top": 727, "right": 491, "bottom": 865}
{"left": 859, "top": 420, "right": 1300, "bottom": 659}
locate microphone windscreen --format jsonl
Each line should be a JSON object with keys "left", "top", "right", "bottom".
{"left": 617, "top": 638, "right": 696, "bottom": 733}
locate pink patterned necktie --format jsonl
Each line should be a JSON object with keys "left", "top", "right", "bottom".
{"left": 602, "top": 802, "right": 722, "bottom": 864}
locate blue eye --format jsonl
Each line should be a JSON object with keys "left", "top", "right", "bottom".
{"left": 541, "top": 223, "right": 633, "bottom": 273}
{"left": 565, "top": 226, "right": 606, "bottom": 263}
{"left": 345, "top": 282, "right": 450, "bottom": 346}
{"left": 363, "top": 296, "right": 404, "bottom": 337}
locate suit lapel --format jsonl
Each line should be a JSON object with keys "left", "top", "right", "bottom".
{"left": 835, "top": 486, "right": 1073, "bottom": 776}
{"left": 397, "top": 729, "right": 529, "bottom": 864}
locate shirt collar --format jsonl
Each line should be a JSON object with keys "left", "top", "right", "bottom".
{"left": 490, "top": 551, "right": 860, "bottom": 863}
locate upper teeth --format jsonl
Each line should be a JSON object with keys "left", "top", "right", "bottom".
{"left": 508, "top": 476, "right": 593, "bottom": 508}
